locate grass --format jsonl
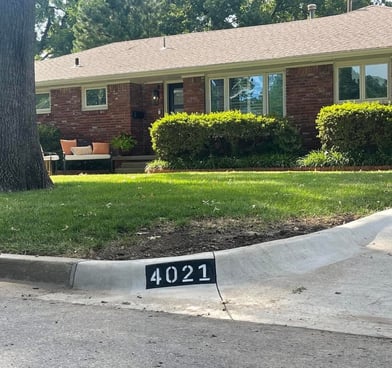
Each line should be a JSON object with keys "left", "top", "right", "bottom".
{"left": 0, "top": 171, "right": 391, "bottom": 257}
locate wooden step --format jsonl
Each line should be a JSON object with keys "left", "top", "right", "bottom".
{"left": 115, "top": 167, "right": 146, "bottom": 173}
{"left": 113, "top": 155, "right": 156, "bottom": 173}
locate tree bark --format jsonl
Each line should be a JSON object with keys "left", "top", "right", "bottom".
{"left": 0, "top": 0, "right": 53, "bottom": 191}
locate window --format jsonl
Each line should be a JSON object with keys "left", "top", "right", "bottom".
{"left": 338, "top": 66, "right": 360, "bottom": 100}
{"left": 210, "top": 79, "right": 224, "bottom": 112}
{"left": 268, "top": 73, "right": 284, "bottom": 117}
{"left": 337, "top": 62, "right": 388, "bottom": 101}
{"left": 229, "top": 76, "right": 263, "bottom": 115}
{"left": 209, "top": 72, "right": 284, "bottom": 116}
{"left": 168, "top": 83, "right": 184, "bottom": 113}
{"left": 365, "top": 64, "right": 388, "bottom": 99}
{"left": 36, "top": 92, "right": 51, "bottom": 114}
{"left": 83, "top": 87, "right": 107, "bottom": 110}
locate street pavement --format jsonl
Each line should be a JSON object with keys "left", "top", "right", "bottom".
{"left": 1, "top": 281, "right": 392, "bottom": 368}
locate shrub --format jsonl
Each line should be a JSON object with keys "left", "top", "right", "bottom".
{"left": 316, "top": 102, "right": 392, "bottom": 158}
{"left": 37, "top": 124, "right": 61, "bottom": 153}
{"left": 146, "top": 154, "right": 297, "bottom": 172}
{"left": 150, "top": 111, "right": 302, "bottom": 162}
{"left": 110, "top": 133, "right": 137, "bottom": 155}
{"left": 297, "top": 150, "right": 352, "bottom": 168}
{"left": 345, "top": 152, "right": 392, "bottom": 166}
{"left": 145, "top": 159, "right": 172, "bottom": 172}
{"left": 245, "top": 153, "right": 298, "bottom": 168}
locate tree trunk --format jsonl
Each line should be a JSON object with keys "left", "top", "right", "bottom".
{"left": 0, "top": 0, "right": 53, "bottom": 191}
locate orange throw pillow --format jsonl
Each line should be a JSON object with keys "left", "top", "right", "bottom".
{"left": 60, "top": 139, "right": 77, "bottom": 155}
{"left": 92, "top": 142, "right": 110, "bottom": 154}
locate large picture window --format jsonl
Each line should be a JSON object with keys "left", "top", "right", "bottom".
{"left": 83, "top": 86, "right": 107, "bottom": 110}
{"left": 338, "top": 62, "right": 388, "bottom": 101}
{"left": 36, "top": 92, "right": 51, "bottom": 114}
{"left": 209, "top": 72, "right": 284, "bottom": 116}
{"left": 229, "top": 76, "right": 263, "bottom": 115}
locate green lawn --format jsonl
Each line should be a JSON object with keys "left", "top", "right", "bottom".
{"left": 0, "top": 171, "right": 391, "bottom": 257}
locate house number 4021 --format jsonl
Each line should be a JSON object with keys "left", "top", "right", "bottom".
{"left": 145, "top": 259, "right": 216, "bottom": 289}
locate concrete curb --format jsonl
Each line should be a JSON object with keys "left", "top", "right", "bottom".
{"left": 0, "top": 254, "right": 79, "bottom": 287}
{"left": 1, "top": 209, "right": 391, "bottom": 291}
{"left": 216, "top": 209, "right": 392, "bottom": 287}
{"left": 72, "top": 252, "right": 215, "bottom": 291}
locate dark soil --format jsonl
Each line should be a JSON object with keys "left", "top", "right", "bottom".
{"left": 92, "top": 214, "right": 360, "bottom": 260}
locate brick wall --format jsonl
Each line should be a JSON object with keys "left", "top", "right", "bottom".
{"left": 131, "top": 83, "right": 164, "bottom": 155}
{"left": 286, "top": 64, "right": 334, "bottom": 149}
{"left": 183, "top": 76, "right": 205, "bottom": 113}
{"left": 37, "top": 83, "right": 132, "bottom": 143}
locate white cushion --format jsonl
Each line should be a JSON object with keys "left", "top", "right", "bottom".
{"left": 71, "top": 146, "right": 93, "bottom": 155}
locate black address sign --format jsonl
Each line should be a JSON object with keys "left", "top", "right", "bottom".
{"left": 145, "top": 259, "right": 216, "bottom": 289}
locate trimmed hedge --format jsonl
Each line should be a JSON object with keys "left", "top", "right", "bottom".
{"left": 150, "top": 111, "right": 302, "bottom": 162}
{"left": 146, "top": 153, "right": 298, "bottom": 172}
{"left": 316, "top": 102, "right": 392, "bottom": 158}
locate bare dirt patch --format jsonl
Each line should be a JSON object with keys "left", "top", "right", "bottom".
{"left": 92, "top": 214, "right": 359, "bottom": 260}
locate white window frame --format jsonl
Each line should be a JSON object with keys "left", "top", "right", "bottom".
{"left": 206, "top": 70, "right": 286, "bottom": 116}
{"left": 82, "top": 86, "right": 108, "bottom": 111}
{"left": 335, "top": 59, "right": 390, "bottom": 103}
{"left": 36, "top": 91, "right": 51, "bottom": 114}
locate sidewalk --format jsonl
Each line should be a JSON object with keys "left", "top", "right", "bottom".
{"left": 1, "top": 209, "right": 392, "bottom": 338}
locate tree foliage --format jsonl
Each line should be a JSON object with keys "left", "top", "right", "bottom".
{"left": 73, "top": 0, "right": 163, "bottom": 51}
{"left": 35, "top": 0, "right": 78, "bottom": 59}
{"left": 35, "top": 0, "right": 389, "bottom": 55}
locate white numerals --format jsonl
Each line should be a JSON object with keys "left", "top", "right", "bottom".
{"left": 147, "top": 261, "right": 214, "bottom": 288}
{"left": 182, "top": 265, "right": 194, "bottom": 283}
{"left": 150, "top": 268, "right": 162, "bottom": 286}
{"left": 198, "top": 264, "right": 210, "bottom": 281}
{"left": 166, "top": 266, "right": 178, "bottom": 284}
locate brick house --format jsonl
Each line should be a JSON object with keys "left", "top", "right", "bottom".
{"left": 35, "top": 6, "right": 392, "bottom": 154}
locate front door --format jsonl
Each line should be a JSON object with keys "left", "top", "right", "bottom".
{"left": 168, "top": 83, "right": 184, "bottom": 113}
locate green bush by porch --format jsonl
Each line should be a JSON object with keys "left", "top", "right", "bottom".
{"left": 316, "top": 102, "right": 392, "bottom": 159}
{"left": 150, "top": 111, "right": 302, "bottom": 164}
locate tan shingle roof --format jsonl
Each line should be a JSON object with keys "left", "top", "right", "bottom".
{"left": 35, "top": 6, "right": 392, "bottom": 87}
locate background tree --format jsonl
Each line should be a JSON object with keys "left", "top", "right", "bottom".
{"left": 35, "top": 0, "right": 389, "bottom": 55}
{"left": 72, "top": 0, "right": 163, "bottom": 51}
{"left": 236, "top": 0, "right": 373, "bottom": 26}
{"left": 158, "top": 0, "right": 207, "bottom": 34}
{"left": 0, "top": 0, "right": 53, "bottom": 191}
{"left": 35, "top": 0, "right": 78, "bottom": 59}
{"left": 198, "top": 0, "right": 243, "bottom": 29}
